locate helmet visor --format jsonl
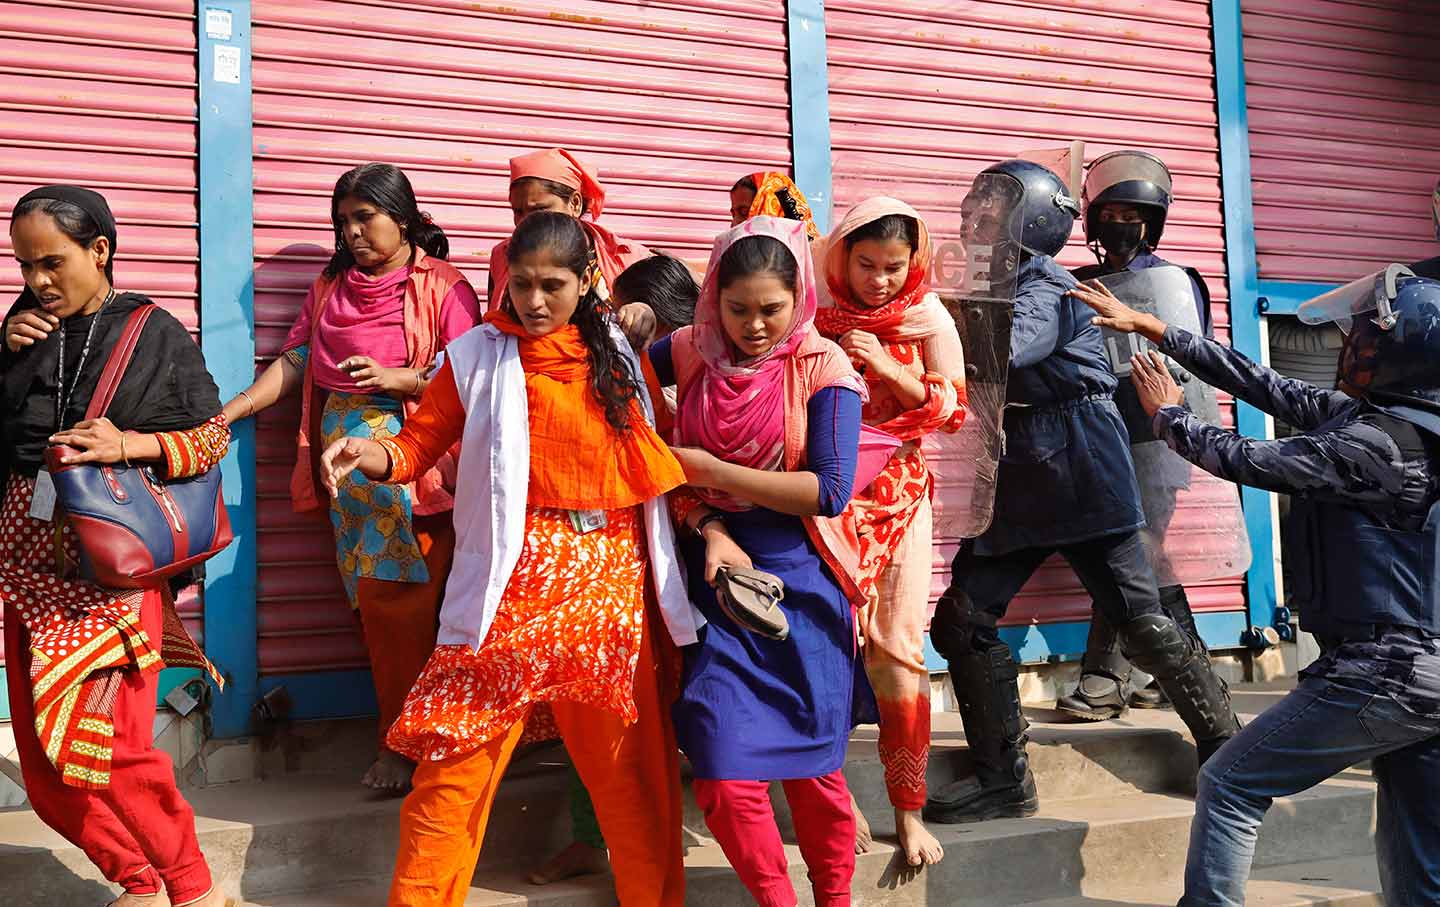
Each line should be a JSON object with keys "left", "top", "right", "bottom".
{"left": 1083, "top": 150, "right": 1172, "bottom": 208}
{"left": 1297, "top": 264, "right": 1415, "bottom": 332}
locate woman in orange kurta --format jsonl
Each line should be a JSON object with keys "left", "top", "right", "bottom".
{"left": 319, "top": 211, "right": 692, "bottom": 907}
{"left": 815, "top": 197, "right": 969, "bottom": 869}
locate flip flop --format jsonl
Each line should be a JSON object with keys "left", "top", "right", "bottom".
{"left": 714, "top": 566, "right": 788, "bottom": 640}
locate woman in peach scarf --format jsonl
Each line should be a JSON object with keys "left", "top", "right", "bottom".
{"left": 815, "top": 197, "right": 968, "bottom": 868}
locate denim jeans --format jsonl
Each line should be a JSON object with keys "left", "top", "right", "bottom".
{"left": 1180, "top": 669, "right": 1440, "bottom": 905}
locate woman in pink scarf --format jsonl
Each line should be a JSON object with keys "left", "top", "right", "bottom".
{"left": 814, "top": 197, "right": 968, "bottom": 869}
{"left": 653, "top": 216, "right": 877, "bottom": 907}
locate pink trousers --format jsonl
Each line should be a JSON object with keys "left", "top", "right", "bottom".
{"left": 693, "top": 770, "right": 855, "bottom": 907}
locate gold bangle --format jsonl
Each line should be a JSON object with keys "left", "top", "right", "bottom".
{"left": 120, "top": 432, "right": 130, "bottom": 467}
{"left": 239, "top": 389, "right": 257, "bottom": 419}
{"left": 412, "top": 369, "right": 423, "bottom": 395}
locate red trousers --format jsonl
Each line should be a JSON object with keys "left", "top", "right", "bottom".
{"left": 693, "top": 771, "right": 855, "bottom": 907}
{"left": 3, "top": 591, "right": 214, "bottom": 904}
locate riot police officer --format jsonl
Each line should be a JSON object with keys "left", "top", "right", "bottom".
{"left": 1073, "top": 265, "right": 1440, "bottom": 906}
{"left": 924, "top": 160, "right": 1240, "bottom": 825}
{"left": 1059, "top": 150, "right": 1215, "bottom": 719}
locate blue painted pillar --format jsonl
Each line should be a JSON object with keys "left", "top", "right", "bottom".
{"left": 1212, "top": 0, "right": 1279, "bottom": 637}
{"left": 197, "top": 2, "right": 257, "bottom": 738}
{"left": 785, "top": 0, "right": 833, "bottom": 232}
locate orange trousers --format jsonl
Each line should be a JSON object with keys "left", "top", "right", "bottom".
{"left": 387, "top": 614, "right": 685, "bottom": 907}
{"left": 356, "top": 514, "right": 455, "bottom": 749}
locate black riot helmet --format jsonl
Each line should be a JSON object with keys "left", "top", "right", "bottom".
{"left": 1083, "top": 150, "right": 1173, "bottom": 262}
{"left": 965, "top": 159, "right": 1079, "bottom": 259}
{"left": 1300, "top": 265, "right": 1440, "bottom": 415}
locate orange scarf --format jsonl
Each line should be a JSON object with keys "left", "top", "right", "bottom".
{"left": 747, "top": 172, "right": 821, "bottom": 240}
{"left": 485, "top": 310, "right": 685, "bottom": 510}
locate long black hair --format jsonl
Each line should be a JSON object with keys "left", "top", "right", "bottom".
{"left": 12, "top": 196, "right": 115, "bottom": 282}
{"left": 506, "top": 212, "right": 639, "bottom": 433}
{"left": 325, "top": 163, "right": 448, "bottom": 277}
{"left": 716, "top": 234, "right": 798, "bottom": 292}
{"left": 612, "top": 253, "right": 699, "bottom": 331}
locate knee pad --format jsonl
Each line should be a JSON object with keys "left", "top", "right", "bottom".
{"left": 931, "top": 586, "right": 986, "bottom": 659}
{"left": 1116, "top": 612, "right": 1192, "bottom": 676}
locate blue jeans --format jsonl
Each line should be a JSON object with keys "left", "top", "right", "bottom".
{"left": 1180, "top": 672, "right": 1440, "bottom": 905}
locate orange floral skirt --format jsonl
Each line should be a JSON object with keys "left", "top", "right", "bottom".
{"left": 386, "top": 506, "right": 647, "bottom": 762}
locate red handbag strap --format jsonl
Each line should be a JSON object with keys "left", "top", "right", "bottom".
{"left": 85, "top": 304, "right": 156, "bottom": 420}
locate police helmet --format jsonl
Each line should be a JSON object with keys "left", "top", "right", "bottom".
{"left": 1300, "top": 266, "right": 1440, "bottom": 412}
{"left": 968, "top": 159, "right": 1079, "bottom": 258}
{"left": 1082, "top": 150, "right": 1173, "bottom": 249}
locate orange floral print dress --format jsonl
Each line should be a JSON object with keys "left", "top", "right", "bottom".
{"left": 373, "top": 314, "right": 686, "bottom": 762}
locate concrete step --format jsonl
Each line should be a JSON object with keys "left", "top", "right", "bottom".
{"left": 7, "top": 772, "right": 1376, "bottom": 906}
{"left": 1019, "top": 855, "right": 1382, "bottom": 907}
{"left": 229, "top": 784, "right": 1378, "bottom": 906}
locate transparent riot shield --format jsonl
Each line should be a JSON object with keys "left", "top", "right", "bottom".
{"left": 1093, "top": 265, "right": 1252, "bottom": 584}
{"left": 927, "top": 171, "right": 1023, "bottom": 539}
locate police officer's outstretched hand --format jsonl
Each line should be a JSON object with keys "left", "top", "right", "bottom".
{"left": 1130, "top": 350, "right": 1185, "bottom": 417}
{"left": 1070, "top": 280, "right": 1166, "bottom": 343}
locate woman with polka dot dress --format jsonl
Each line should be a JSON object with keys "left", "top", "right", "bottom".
{"left": 1, "top": 185, "right": 233, "bottom": 907}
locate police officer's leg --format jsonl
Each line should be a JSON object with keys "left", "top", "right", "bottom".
{"left": 1055, "top": 609, "right": 1134, "bottom": 720}
{"left": 1180, "top": 676, "right": 1437, "bottom": 907}
{"left": 1371, "top": 723, "right": 1440, "bottom": 903}
{"left": 1129, "top": 583, "right": 1205, "bottom": 709}
{"left": 925, "top": 541, "right": 1051, "bottom": 825}
{"left": 1059, "top": 530, "right": 1239, "bottom": 766}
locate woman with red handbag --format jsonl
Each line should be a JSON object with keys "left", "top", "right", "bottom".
{"left": 1, "top": 185, "right": 232, "bottom": 907}
{"left": 814, "top": 198, "right": 970, "bottom": 869}
{"left": 221, "top": 164, "right": 481, "bottom": 794}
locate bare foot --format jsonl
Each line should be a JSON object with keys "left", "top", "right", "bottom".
{"left": 896, "top": 808, "right": 944, "bottom": 867}
{"left": 852, "top": 791, "right": 873, "bottom": 855}
{"left": 361, "top": 749, "right": 415, "bottom": 794}
{"left": 528, "top": 841, "right": 610, "bottom": 885}
{"left": 108, "top": 893, "right": 170, "bottom": 907}
{"left": 171, "top": 888, "right": 233, "bottom": 907}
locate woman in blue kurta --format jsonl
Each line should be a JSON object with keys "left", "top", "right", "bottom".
{"left": 652, "top": 216, "right": 876, "bottom": 907}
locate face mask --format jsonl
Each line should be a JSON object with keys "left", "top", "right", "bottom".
{"left": 1096, "top": 221, "right": 1146, "bottom": 261}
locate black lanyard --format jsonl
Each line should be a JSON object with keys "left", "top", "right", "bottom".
{"left": 54, "top": 290, "right": 115, "bottom": 432}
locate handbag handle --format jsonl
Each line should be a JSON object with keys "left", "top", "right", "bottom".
{"left": 84, "top": 304, "right": 155, "bottom": 421}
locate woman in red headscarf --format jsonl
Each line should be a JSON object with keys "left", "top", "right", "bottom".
{"left": 487, "top": 148, "right": 657, "bottom": 347}
{"left": 814, "top": 196, "right": 969, "bottom": 870}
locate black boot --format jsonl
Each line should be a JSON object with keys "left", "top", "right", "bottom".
{"left": 1119, "top": 613, "right": 1241, "bottom": 767}
{"left": 1056, "top": 612, "right": 1134, "bottom": 720}
{"left": 1131, "top": 586, "right": 1205, "bottom": 709}
{"left": 925, "top": 644, "right": 1039, "bottom": 824}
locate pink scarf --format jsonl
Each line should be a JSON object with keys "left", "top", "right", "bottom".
{"left": 674, "top": 216, "right": 864, "bottom": 508}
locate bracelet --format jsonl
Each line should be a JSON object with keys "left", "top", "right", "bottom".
{"left": 694, "top": 510, "right": 726, "bottom": 536}
{"left": 120, "top": 432, "right": 131, "bottom": 467}
{"left": 239, "top": 390, "right": 257, "bottom": 419}
{"left": 412, "top": 369, "right": 423, "bottom": 395}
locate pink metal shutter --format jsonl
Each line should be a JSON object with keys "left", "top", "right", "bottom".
{"left": 0, "top": 0, "right": 203, "bottom": 666}
{"left": 251, "top": 0, "right": 791, "bottom": 677}
{"left": 1243, "top": 0, "right": 1440, "bottom": 284}
{"left": 823, "top": 0, "right": 1245, "bottom": 638}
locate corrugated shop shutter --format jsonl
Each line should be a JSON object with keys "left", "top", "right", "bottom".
{"left": 823, "top": 0, "right": 1245, "bottom": 646}
{"left": 251, "top": 1, "right": 792, "bottom": 680}
{"left": 0, "top": 0, "right": 202, "bottom": 670}
{"left": 1243, "top": 0, "right": 1440, "bottom": 284}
